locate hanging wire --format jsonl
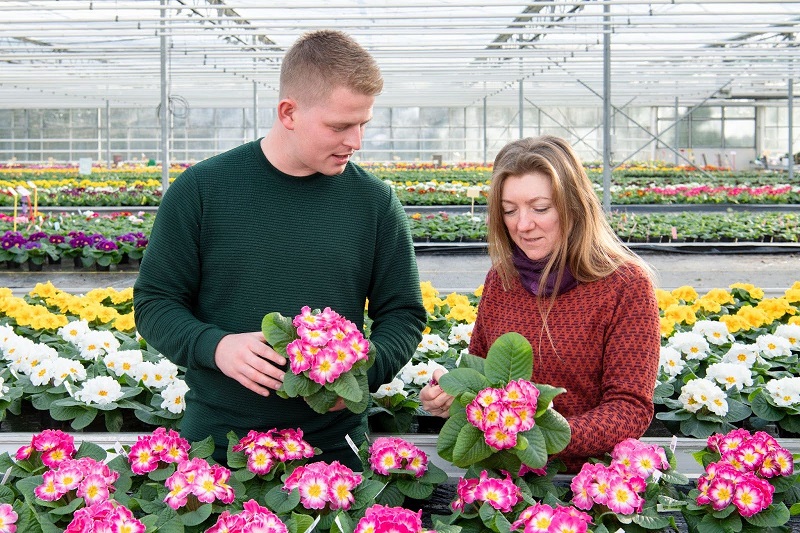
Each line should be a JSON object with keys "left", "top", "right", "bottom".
{"left": 156, "top": 95, "right": 190, "bottom": 119}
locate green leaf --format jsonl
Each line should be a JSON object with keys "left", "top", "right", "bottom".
{"left": 724, "top": 397, "right": 751, "bottom": 423}
{"left": 749, "top": 390, "right": 784, "bottom": 421}
{"left": 281, "top": 371, "right": 306, "bottom": 398}
{"left": 376, "top": 483, "right": 405, "bottom": 507}
{"left": 516, "top": 426, "right": 547, "bottom": 469}
{"left": 744, "top": 501, "right": 790, "bottom": 528}
{"left": 75, "top": 440, "right": 108, "bottom": 462}
{"left": 534, "top": 384, "right": 567, "bottom": 417}
{"left": 70, "top": 408, "right": 99, "bottom": 430}
{"left": 484, "top": 332, "right": 533, "bottom": 385}
{"left": 439, "top": 368, "right": 491, "bottom": 398}
{"left": 189, "top": 436, "right": 216, "bottom": 459}
{"left": 437, "top": 410, "right": 468, "bottom": 462}
{"left": 332, "top": 371, "right": 362, "bottom": 402}
{"left": 533, "top": 408, "right": 571, "bottom": 455}
{"left": 292, "top": 513, "right": 316, "bottom": 533}
{"left": 305, "top": 386, "right": 339, "bottom": 414}
{"left": 354, "top": 479, "right": 386, "bottom": 509}
{"left": 397, "top": 477, "right": 433, "bottom": 500}
{"left": 261, "top": 312, "right": 298, "bottom": 353}
{"left": 458, "top": 352, "right": 486, "bottom": 374}
{"left": 179, "top": 503, "right": 213, "bottom": 526}
{"left": 265, "top": 485, "right": 301, "bottom": 514}
{"left": 47, "top": 404, "right": 87, "bottom": 421}
{"left": 452, "top": 424, "right": 495, "bottom": 468}
{"left": 343, "top": 376, "right": 370, "bottom": 414}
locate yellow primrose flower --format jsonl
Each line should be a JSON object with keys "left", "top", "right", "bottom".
{"left": 655, "top": 289, "right": 679, "bottom": 310}
{"left": 420, "top": 281, "right": 440, "bottom": 300}
{"left": 96, "top": 306, "right": 120, "bottom": 324}
{"left": 422, "top": 296, "right": 442, "bottom": 315}
{"left": 692, "top": 297, "right": 722, "bottom": 314}
{"left": 730, "top": 283, "right": 764, "bottom": 300}
{"left": 701, "top": 288, "right": 735, "bottom": 306}
{"left": 444, "top": 292, "right": 470, "bottom": 308}
{"left": 663, "top": 304, "right": 697, "bottom": 326}
{"left": 755, "top": 298, "right": 797, "bottom": 321}
{"left": 671, "top": 285, "right": 698, "bottom": 303}
{"left": 719, "top": 314, "right": 750, "bottom": 333}
{"left": 30, "top": 281, "right": 60, "bottom": 299}
{"left": 784, "top": 287, "right": 800, "bottom": 304}
{"left": 114, "top": 313, "right": 136, "bottom": 332}
{"left": 446, "top": 303, "right": 477, "bottom": 324}
{"left": 789, "top": 316, "right": 800, "bottom": 326}
{"left": 659, "top": 316, "right": 675, "bottom": 337}
{"left": 473, "top": 284, "right": 484, "bottom": 298}
{"left": 735, "top": 305, "right": 771, "bottom": 329}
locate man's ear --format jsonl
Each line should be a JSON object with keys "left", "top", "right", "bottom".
{"left": 277, "top": 98, "right": 298, "bottom": 130}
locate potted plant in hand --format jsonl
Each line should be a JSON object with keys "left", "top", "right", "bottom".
{"left": 435, "top": 332, "right": 571, "bottom": 473}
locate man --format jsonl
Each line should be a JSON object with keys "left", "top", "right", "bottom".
{"left": 133, "top": 30, "right": 426, "bottom": 468}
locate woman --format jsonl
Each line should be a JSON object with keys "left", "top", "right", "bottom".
{"left": 420, "top": 136, "right": 660, "bottom": 472}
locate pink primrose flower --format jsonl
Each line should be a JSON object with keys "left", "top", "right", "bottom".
{"left": 368, "top": 437, "right": 428, "bottom": 478}
{"left": 247, "top": 447, "right": 276, "bottom": 475}
{"left": 298, "top": 473, "right": 329, "bottom": 509}
{"left": 65, "top": 501, "right": 144, "bottom": 533}
{"left": 345, "top": 332, "right": 370, "bottom": 362}
{"left": 76, "top": 473, "right": 112, "bottom": 505}
{"left": 283, "top": 461, "right": 362, "bottom": 511}
{"left": 512, "top": 503, "right": 592, "bottom": 533}
{"left": 732, "top": 476, "right": 773, "bottom": 517}
{"left": 53, "top": 466, "right": 83, "bottom": 493}
{"left": 484, "top": 425, "right": 518, "bottom": 450}
{"left": 330, "top": 339, "right": 359, "bottom": 367}
{"left": 354, "top": 504, "right": 426, "bottom": 533}
{"left": 499, "top": 406, "right": 523, "bottom": 433}
{"left": 475, "top": 387, "right": 502, "bottom": 408}
{"left": 298, "top": 324, "right": 331, "bottom": 347}
{"left": 164, "top": 471, "right": 191, "bottom": 510}
{"left": 208, "top": 499, "right": 288, "bottom": 533}
{"left": 163, "top": 458, "right": 234, "bottom": 510}
{"left": 308, "top": 348, "right": 346, "bottom": 384}
{"left": 287, "top": 339, "right": 312, "bottom": 374}
{"left": 0, "top": 503, "right": 18, "bottom": 533}
{"left": 605, "top": 478, "right": 644, "bottom": 515}
{"left": 611, "top": 439, "right": 669, "bottom": 479}
{"left": 517, "top": 464, "right": 548, "bottom": 477}
{"left": 465, "top": 402, "right": 485, "bottom": 430}
{"left": 292, "top": 306, "right": 319, "bottom": 329}
{"left": 328, "top": 474, "right": 358, "bottom": 510}
{"left": 454, "top": 471, "right": 520, "bottom": 513}
{"left": 34, "top": 471, "right": 61, "bottom": 501}
{"left": 707, "top": 428, "right": 752, "bottom": 455}
{"left": 16, "top": 430, "right": 76, "bottom": 469}
{"left": 129, "top": 441, "right": 159, "bottom": 475}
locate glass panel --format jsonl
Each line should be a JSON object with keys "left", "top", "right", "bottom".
{"left": 724, "top": 120, "right": 754, "bottom": 148}
{"left": 724, "top": 107, "right": 755, "bottom": 119}
{"left": 690, "top": 106, "right": 722, "bottom": 119}
{"left": 691, "top": 120, "right": 722, "bottom": 147}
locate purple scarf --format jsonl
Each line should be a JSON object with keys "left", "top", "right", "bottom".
{"left": 511, "top": 244, "right": 578, "bottom": 297}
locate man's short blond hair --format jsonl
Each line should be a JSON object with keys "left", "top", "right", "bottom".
{"left": 280, "top": 29, "right": 383, "bottom": 103}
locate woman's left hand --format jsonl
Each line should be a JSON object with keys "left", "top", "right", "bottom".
{"left": 419, "top": 368, "right": 453, "bottom": 417}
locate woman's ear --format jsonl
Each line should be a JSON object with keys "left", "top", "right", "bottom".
{"left": 277, "top": 98, "right": 297, "bottom": 130}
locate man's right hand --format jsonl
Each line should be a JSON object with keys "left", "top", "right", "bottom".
{"left": 214, "top": 332, "right": 286, "bottom": 396}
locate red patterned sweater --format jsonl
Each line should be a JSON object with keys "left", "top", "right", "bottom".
{"left": 468, "top": 264, "right": 661, "bottom": 472}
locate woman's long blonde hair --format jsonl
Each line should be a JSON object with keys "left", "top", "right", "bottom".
{"left": 487, "top": 136, "right": 655, "bottom": 294}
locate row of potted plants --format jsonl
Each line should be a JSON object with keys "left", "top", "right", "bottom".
{"left": 1, "top": 279, "right": 798, "bottom": 444}
{"left": 0, "top": 332, "right": 798, "bottom": 531}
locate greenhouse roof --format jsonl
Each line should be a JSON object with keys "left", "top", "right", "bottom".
{"left": 1, "top": 0, "right": 799, "bottom": 110}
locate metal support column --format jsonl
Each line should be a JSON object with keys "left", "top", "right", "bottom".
{"left": 159, "top": 0, "right": 170, "bottom": 191}
{"left": 674, "top": 98, "right": 679, "bottom": 165}
{"left": 253, "top": 81, "right": 259, "bottom": 140}
{"left": 602, "top": 1, "right": 611, "bottom": 212}
{"left": 105, "top": 101, "right": 111, "bottom": 168}
{"left": 789, "top": 76, "right": 794, "bottom": 181}
{"left": 518, "top": 79, "right": 524, "bottom": 139}
{"left": 483, "top": 96, "right": 488, "bottom": 165}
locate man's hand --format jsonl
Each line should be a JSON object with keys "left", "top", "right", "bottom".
{"left": 215, "top": 332, "right": 286, "bottom": 396}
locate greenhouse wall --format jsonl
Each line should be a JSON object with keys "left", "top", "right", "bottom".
{"left": 0, "top": 104, "right": 796, "bottom": 167}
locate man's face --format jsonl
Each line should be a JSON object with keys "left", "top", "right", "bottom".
{"left": 283, "top": 85, "right": 374, "bottom": 176}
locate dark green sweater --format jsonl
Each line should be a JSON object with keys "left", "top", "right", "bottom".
{"left": 133, "top": 140, "right": 425, "bottom": 467}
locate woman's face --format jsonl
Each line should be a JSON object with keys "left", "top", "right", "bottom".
{"left": 501, "top": 172, "right": 562, "bottom": 261}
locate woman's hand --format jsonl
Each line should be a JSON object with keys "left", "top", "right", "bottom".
{"left": 419, "top": 368, "right": 454, "bottom": 417}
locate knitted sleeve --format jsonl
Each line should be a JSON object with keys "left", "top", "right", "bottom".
{"left": 467, "top": 269, "right": 499, "bottom": 358}
{"left": 558, "top": 266, "right": 661, "bottom": 464}
{"left": 365, "top": 189, "right": 427, "bottom": 390}
{"left": 133, "top": 170, "right": 228, "bottom": 371}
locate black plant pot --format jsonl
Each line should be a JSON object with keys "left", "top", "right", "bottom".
{"left": 96, "top": 264, "right": 111, "bottom": 272}
{"left": 27, "top": 259, "right": 44, "bottom": 272}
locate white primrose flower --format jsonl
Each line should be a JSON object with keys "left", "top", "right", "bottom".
{"left": 755, "top": 334, "right": 792, "bottom": 359}
{"left": 721, "top": 343, "right": 758, "bottom": 367}
{"left": 58, "top": 319, "right": 92, "bottom": 344}
{"left": 668, "top": 331, "right": 710, "bottom": 360}
{"left": 416, "top": 333, "right": 450, "bottom": 354}
{"left": 18, "top": 344, "right": 59, "bottom": 383}
{"left": 0, "top": 377, "right": 8, "bottom": 399}
{"left": 77, "top": 331, "right": 112, "bottom": 360}
{"left": 678, "top": 378, "right": 728, "bottom": 416}
{"left": 147, "top": 360, "right": 178, "bottom": 390}
{"left": 160, "top": 379, "right": 190, "bottom": 414}
{"left": 373, "top": 377, "right": 408, "bottom": 399}
{"left": 448, "top": 323, "right": 474, "bottom": 346}
{"left": 130, "top": 360, "right": 157, "bottom": 386}
{"left": 399, "top": 360, "right": 445, "bottom": 386}
{"left": 73, "top": 375, "right": 124, "bottom": 405}
{"left": 764, "top": 376, "right": 800, "bottom": 407}
{"left": 692, "top": 320, "right": 734, "bottom": 346}
{"left": 773, "top": 324, "right": 800, "bottom": 350}
{"left": 704, "top": 362, "right": 753, "bottom": 391}
{"left": 45, "top": 357, "right": 87, "bottom": 386}
{"left": 0, "top": 324, "right": 19, "bottom": 349}
{"left": 658, "top": 346, "right": 685, "bottom": 378}
{"left": 103, "top": 349, "right": 145, "bottom": 377}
